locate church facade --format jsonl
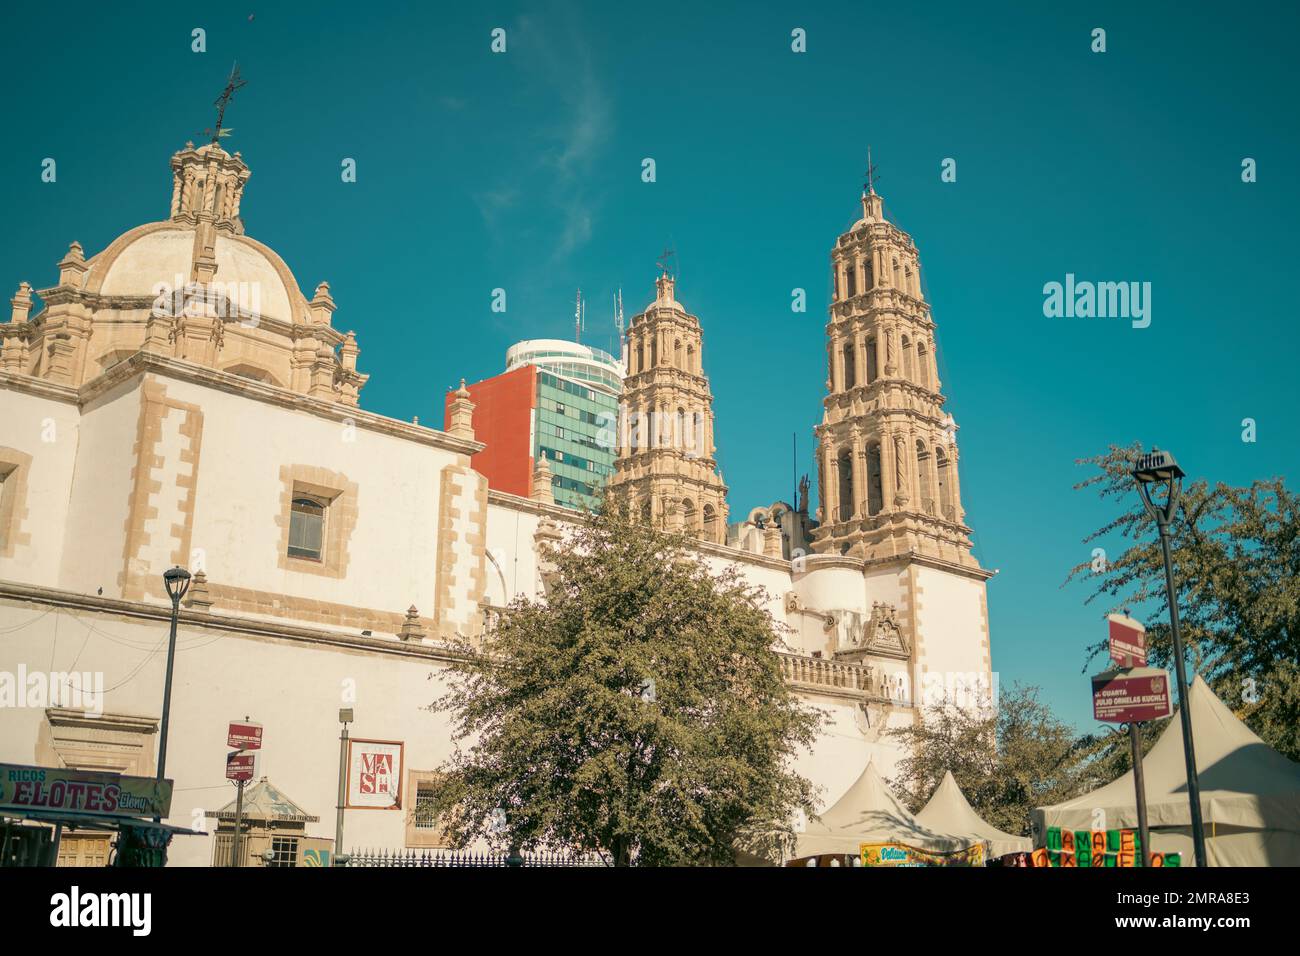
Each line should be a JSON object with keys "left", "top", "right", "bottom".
{"left": 0, "top": 140, "right": 993, "bottom": 865}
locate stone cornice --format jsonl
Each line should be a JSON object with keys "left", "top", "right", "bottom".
{"left": 45, "top": 352, "right": 483, "bottom": 456}
{"left": 0, "top": 579, "right": 475, "bottom": 665}
{"left": 0, "top": 371, "right": 79, "bottom": 404}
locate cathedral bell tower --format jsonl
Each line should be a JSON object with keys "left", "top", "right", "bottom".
{"left": 611, "top": 270, "right": 729, "bottom": 544}
{"left": 811, "top": 181, "right": 979, "bottom": 569}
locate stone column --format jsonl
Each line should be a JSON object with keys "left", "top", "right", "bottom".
{"left": 851, "top": 437, "right": 866, "bottom": 519}
{"left": 879, "top": 428, "right": 895, "bottom": 513}
{"left": 822, "top": 443, "right": 838, "bottom": 522}
{"left": 893, "top": 433, "right": 910, "bottom": 508}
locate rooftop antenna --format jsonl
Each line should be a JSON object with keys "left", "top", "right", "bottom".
{"left": 204, "top": 62, "right": 247, "bottom": 144}
{"left": 574, "top": 288, "right": 585, "bottom": 343}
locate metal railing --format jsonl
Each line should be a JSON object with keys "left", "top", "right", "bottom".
{"left": 346, "top": 848, "right": 608, "bottom": 867}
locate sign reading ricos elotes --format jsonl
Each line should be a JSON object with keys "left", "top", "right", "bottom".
{"left": 0, "top": 763, "right": 173, "bottom": 820}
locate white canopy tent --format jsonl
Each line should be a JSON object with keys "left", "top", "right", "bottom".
{"left": 915, "top": 771, "right": 1032, "bottom": 859}
{"left": 1034, "top": 676, "right": 1300, "bottom": 867}
{"left": 790, "top": 760, "right": 973, "bottom": 862}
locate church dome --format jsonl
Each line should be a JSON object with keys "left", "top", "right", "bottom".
{"left": 89, "top": 223, "right": 300, "bottom": 324}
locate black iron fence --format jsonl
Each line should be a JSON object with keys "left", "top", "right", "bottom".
{"left": 346, "top": 848, "right": 607, "bottom": 867}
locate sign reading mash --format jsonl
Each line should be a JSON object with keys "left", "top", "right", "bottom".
{"left": 345, "top": 739, "right": 403, "bottom": 809}
{"left": 0, "top": 763, "right": 173, "bottom": 820}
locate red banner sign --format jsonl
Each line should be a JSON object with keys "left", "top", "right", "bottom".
{"left": 1092, "top": 667, "right": 1172, "bottom": 723}
{"left": 226, "top": 752, "right": 256, "bottom": 782}
{"left": 227, "top": 721, "right": 263, "bottom": 751}
{"left": 1107, "top": 614, "right": 1147, "bottom": 667}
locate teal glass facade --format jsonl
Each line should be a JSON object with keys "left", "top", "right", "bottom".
{"left": 535, "top": 370, "right": 619, "bottom": 510}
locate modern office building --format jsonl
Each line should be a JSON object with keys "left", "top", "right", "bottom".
{"left": 445, "top": 339, "right": 625, "bottom": 510}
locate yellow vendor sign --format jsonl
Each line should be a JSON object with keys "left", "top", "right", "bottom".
{"left": 860, "top": 841, "right": 988, "bottom": 867}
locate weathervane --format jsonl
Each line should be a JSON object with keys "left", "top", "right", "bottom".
{"left": 656, "top": 246, "right": 677, "bottom": 278}
{"left": 864, "top": 145, "right": 880, "bottom": 195}
{"left": 204, "top": 62, "right": 247, "bottom": 144}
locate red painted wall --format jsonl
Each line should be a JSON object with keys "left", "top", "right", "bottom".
{"left": 444, "top": 364, "right": 536, "bottom": 498}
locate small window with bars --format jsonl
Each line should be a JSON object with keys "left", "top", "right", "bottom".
{"left": 288, "top": 496, "right": 326, "bottom": 560}
{"left": 268, "top": 836, "right": 299, "bottom": 867}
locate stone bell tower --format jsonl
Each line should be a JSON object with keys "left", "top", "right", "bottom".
{"left": 611, "top": 270, "right": 729, "bottom": 543}
{"left": 810, "top": 181, "right": 979, "bottom": 569}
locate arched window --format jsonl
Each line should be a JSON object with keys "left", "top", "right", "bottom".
{"left": 865, "top": 336, "right": 878, "bottom": 384}
{"left": 703, "top": 504, "right": 717, "bottom": 542}
{"left": 650, "top": 336, "right": 658, "bottom": 368}
{"left": 686, "top": 344, "right": 695, "bottom": 373}
{"left": 865, "top": 258, "right": 874, "bottom": 290}
{"left": 901, "top": 335, "right": 913, "bottom": 382}
{"left": 842, "top": 342, "right": 856, "bottom": 389}
{"left": 936, "top": 448, "right": 954, "bottom": 521}
{"left": 916, "top": 440, "right": 934, "bottom": 513}
{"left": 837, "top": 448, "right": 855, "bottom": 522}
{"left": 867, "top": 443, "right": 883, "bottom": 516}
{"left": 674, "top": 338, "right": 683, "bottom": 369}
{"left": 682, "top": 499, "right": 697, "bottom": 534}
{"left": 916, "top": 342, "right": 930, "bottom": 389}
{"left": 636, "top": 342, "right": 644, "bottom": 374}
{"left": 288, "top": 497, "right": 325, "bottom": 560}
{"left": 893, "top": 258, "right": 902, "bottom": 288}
{"left": 846, "top": 260, "right": 857, "bottom": 298}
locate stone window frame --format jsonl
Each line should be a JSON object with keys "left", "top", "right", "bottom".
{"left": 404, "top": 769, "right": 454, "bottom": 849}
{"left": 276, "top": 465, "right": 358, "bottom": 579}
{"left": 0, "top": 447, "right": 33, "bottom": 558}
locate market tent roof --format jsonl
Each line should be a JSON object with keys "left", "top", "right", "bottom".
{"left": 915, "top": 771, "right": 1031, "bottom": 858}
{"left": 1034, "top": 676, "right": 1300, "bottom": 866}
{"left": 207, "top": 777, "right": 319, "bottom": 823}
{"left": 793, "top": 760, "right": 972, "bottom": 859}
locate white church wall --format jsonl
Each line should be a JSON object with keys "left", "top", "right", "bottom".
{"left": 0, "top": 596, "right": 463, "bottom": 866}
{"left": 0, "top": 389, "right": 79, "bottom": 587}
{"left": 151, "top": 374, "right": 457, "bottom": 623}
{"left": 913, "top": 566, "right": 993, "bottom": 707}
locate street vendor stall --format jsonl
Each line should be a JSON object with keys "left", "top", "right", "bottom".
{"left": 1034, "top": 677, "right": 1300, "bottom": 867}
{"left": 0, "top": 762, "right": 202, "bottom": 866}
{"left": 789, "top": 760, "right": 985, "bottom": 866}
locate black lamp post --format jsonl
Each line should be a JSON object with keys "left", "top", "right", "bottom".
{"left": 157, "top": 566, "right": 191, "bottom": 794}
{"left": 1131, "top": 448, "right": 1207, "bottom": 868}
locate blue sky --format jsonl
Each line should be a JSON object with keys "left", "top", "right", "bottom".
{"left": 2, "top": 1, "right": 1297, "bottom": 730}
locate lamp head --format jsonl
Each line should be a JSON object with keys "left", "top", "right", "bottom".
{"left": 339, "top": 707, "right": 354, "bottom": 724}
{"left": 1131, "top": 448, "right": 1185, "bottom": 484}
{"left": 162, "top": 566, "right": 192, "bottom": 602}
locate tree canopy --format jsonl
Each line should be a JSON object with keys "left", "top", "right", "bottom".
{"left": 430, "top": 500, "right": 820, "bottom": 865}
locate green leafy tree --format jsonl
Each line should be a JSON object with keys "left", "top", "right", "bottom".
{"left": 889, "top": 683, "right": 1087, "bottom": 836}
{"left": 430, "top": 500, "right": 820, "bottom": 866}
{"left": 1065, "top": 443, "right": 1300, "bottom": 760}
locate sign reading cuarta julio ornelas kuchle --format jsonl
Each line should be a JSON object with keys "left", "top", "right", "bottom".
{"left": 0, "top": 763, "right": 173, "bottom": 820}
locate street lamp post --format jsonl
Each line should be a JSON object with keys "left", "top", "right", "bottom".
{"left": 156, "top": 566, "right": 191, "bottom": 821}
{"left": 1131, "top": 448, "right": 1207, "bottom": 868}
{"left": 335, "top": 708, "right": 353, "bottom": 866}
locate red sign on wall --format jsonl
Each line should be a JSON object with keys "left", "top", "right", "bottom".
{"left": 1092, "top": 668, "right": 1172, "bottom": 723}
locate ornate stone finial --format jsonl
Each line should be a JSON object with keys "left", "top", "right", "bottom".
{"left": 399, "top": 605, "right": 427, "bottom": 642}
{"left": 340, "top": 330, "right": 359, "bottom": 371}
{"left": 762, "top": 519, "right": 783, "bottom": 558}
{"left": 309, "top": 282, "right": 336, "bottom": 326}
{"left": 10, "top": 282, "right": 33, "bottom": 324}
{"left": 57, "top": 242, "right": 89, "bottom": 287}
{"left": 531, "top": 454, "right": 554, "bottom": 504}
{"left": 183, "top": 570, "right": 214, "bottom": 611}
{"left": 447, "top": 379, "right": 476, "bottom": 440}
